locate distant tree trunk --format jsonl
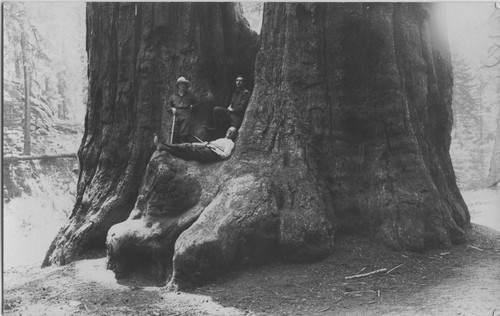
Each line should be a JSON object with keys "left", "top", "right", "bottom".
{"left": 106, "top": 3, "right": 470, "bottom": 289}
{"left": 15, "top": 56, "right": 21, "bottom": 79}
{"left": 485, "top": 105, "right": 500, "bottom": 187}
{"left": 57, "top": 73, "right": 66, "bottom": 120}
{"left": 42, "top": 2, "right": 258, "bottom": 267}
{"left": 478, "top": 80, "right": 486, "bottom": 169}
{"left": 21, "top": 32, "right": 31, "bottom": 155}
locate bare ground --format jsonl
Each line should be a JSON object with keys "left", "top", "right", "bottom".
{"left": 3, "top": 224, "right": 500, "bottom": 316}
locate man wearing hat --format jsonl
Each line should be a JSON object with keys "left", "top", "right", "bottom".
{"left": 167, "top": 76, "right": 199, "bottom": 143}
{"left": 154, "top": 127, "right": 238, "bottom": 163}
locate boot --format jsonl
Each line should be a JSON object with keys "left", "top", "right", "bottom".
{"left": 153, "top": 134, "right": 160, "bottom": 150}
{"left": 154, "top": 135, "right": 169, "bottom": 151}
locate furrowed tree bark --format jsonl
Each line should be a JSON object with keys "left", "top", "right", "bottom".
{"left": 231, "top": 2, "right": 469, "bottom": 251}
{"left": 43, "top": 2, "right": 258, "bottom": 267}
{"left": 107, "top": 3, "right": 470, "bottom": 289}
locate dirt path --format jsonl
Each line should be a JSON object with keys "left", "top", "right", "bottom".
{"left": 4, "top": 258, "right": 248, "bottom": 316}
{"left": 4, "top": 224, "right": 500, "bottom": 316}
{"left": 368, "top": 256, "right": 500, "bottom": 315}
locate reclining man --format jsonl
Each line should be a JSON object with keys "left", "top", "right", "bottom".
{"left": 154, "top": 127, "right": 237, "bottom": 163}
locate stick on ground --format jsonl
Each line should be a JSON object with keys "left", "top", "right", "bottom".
{"left": 355, "top": 267, "right": 367, "bottom": 274}
{"left": 386, "top": 263, "right": 404, "bottom": 275}
{"left": 345, "top": 268, "right": 387, "bottom": 280}
{"left": 468, "top": 245, "right": 484, "bottom": 252}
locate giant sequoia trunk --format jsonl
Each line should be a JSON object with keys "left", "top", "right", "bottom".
{"left": 234, "top": 2, "right": 470, "bottom": 249}
{"left": 48, "top": 3, "right": 471, "bottom": 288}
{"left": 43, "top": 2, "right": 258, "bottom": 267}
{"left": 105, "top": 3, "right": 470, "bottom": 289}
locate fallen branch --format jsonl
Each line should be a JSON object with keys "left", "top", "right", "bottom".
{"left": 355, "top": 267, "right": 366, "bottom": 274}
{"left": 386, "top": 264, "right": 404, "bottom": 275}
{"left": 3, "top": 153, "right": 77, "bottom": 162}
{"left": 207, "top": 289, "right": 225, "bottom": 293}
{"left": 468, "top": 245, "right": 484, "bottom": 252}
{"left": 236, "top": 296, "right": 251, "bottom": 303}
{"left": 345, "top": 268, "right": 387, "bottom": 280}
{"left": 343, "top": 290, "right": 376, "bottom": 295}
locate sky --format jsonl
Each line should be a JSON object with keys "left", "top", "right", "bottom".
{"left": 446, "top": 2, "right": 498, "bottom": 65}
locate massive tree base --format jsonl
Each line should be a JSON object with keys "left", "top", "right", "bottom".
{"left": 107, "top": 151, "right": 334, "bottom": 288}
{"left": 106, "top": 151, "right": 217, "bottom": 285}
{"left": 107, "top": 149, "right": 467, "bottom": 288}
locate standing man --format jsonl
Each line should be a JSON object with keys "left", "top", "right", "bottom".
{"left": 168, "top": 76, "right": 198, "bottom": 143}
{"left": 209, "top": 76, "right": 251, "bottom": 139}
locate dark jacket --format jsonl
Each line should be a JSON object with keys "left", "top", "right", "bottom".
{"left": 229, "top": 88, "right": 250, "bottom": 115}
{"left": 168, "top": 91, "right": 198, "bottom": 117}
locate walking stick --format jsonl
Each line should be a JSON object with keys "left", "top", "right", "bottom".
{"left": 192, "top": 135, "right": 204, "bottom": 143}
{"left": 170, "top": 112, "right": 176, "bottom": 144}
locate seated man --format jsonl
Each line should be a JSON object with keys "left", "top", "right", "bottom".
{"left": 209, "top": 76, "right": 250, "bottom": 139}
{"left": 154, "top": 127, "right": 237, "bottom": 163}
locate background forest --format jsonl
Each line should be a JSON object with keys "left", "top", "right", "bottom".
{"left": 2, "top": 2, "right": 499, "bottom": 271}
{"left": 448, "top": 3, "right": 500, "bottom": 189}
{"left": 3, "top": 2, "right": 86, "bottom": 268}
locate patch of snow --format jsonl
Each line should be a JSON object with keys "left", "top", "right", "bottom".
{"left": 462, "top": 187, "right": 500, "bottom": 232}
{"left": 74, "top": 259, "right": 122, "bottom": 289}
{"left": 3, "top": 191, "right": 72, "bottom": 270}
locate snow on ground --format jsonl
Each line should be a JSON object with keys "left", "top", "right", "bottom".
{"left": 462, "top": 187, "right": 500, "bottom": 232}
{"left": 3, "top": 189, "right": 72, "bottom": 271}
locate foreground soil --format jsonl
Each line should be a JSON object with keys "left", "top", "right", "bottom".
{"left": 4, "top": 224, "right": 500, "bottom": 316}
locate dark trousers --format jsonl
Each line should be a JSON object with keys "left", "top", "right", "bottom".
{"left": 160, "top": 143, "right": 221, "bottom": 163}
{"left": 173, "top": 110, "right": 191, "bottom": 144}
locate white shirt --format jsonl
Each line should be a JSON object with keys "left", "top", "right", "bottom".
{"left": 207, "top": 138, "right": 234, "bottom": 159}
